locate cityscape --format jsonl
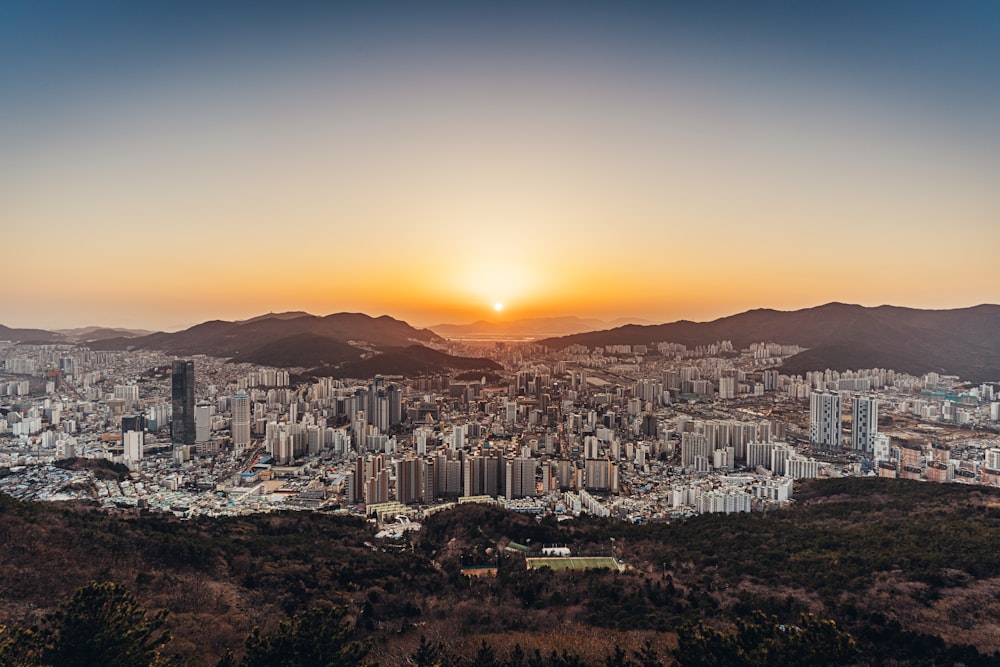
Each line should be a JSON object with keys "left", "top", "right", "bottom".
{"left": 2, "top": 1, "right": 999, "bottom": 665}
{"left": 2, "top": 316, "right": 1000, "bottom": 522}
{"left": 2, "top": 308, "right": 1000, "bottom": 664}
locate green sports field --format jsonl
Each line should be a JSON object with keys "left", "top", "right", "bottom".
{"left": 525, "top": 556, "right": 623, "bottom": 572}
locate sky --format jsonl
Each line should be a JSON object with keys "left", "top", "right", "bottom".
{"left": 2, "top": 1, "right": 998, "bottom": 331}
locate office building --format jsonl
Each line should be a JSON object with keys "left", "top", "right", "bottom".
{"left": 195, "top": 403, "right": 212, "bottom": 443}
{"left": 171, "top": 360, "right": 195, "bottom": 446}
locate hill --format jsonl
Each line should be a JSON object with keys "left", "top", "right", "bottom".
{"left": 59, "top": 314, "right": 496, "bottom": 379}
{"left": 540, "top": 303, "right": 1000, "bottom": 382}
{"left": 55, "top": 326, "right": 153, "bottom": 342}
{"left": 0, "top": 324, "right": 65, "bottom": 344}
{"left": 236, "top": 311, "right": 312, "bottom": 324}
{"left": 0, "top": 478, "right": 997, "bottom": 665}
{"left": 85, "top": 312, "right": 445, "bottom": 357}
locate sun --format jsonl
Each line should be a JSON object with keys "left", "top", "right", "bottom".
{"left": 493, "top": 302, "right": 504, "bottom": 313}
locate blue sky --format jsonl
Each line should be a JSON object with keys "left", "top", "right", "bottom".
{"left": 2, "top": 1, "right": 998, "bottom": 329}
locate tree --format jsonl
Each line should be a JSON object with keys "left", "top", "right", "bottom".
{"left": 472, "top": 640, "right": 499, "bottom": 667}
{"left": 410, "top": 635, "right": 448, "bottom": 667}
{"left": 508, "top": 644, "right": 527, "bottom": 667}
{"left": 632, "top": 640, "right": 663, "bottom": 667}
{"left": 603, "top": 641, "right": 662, "bottom": 667}
{"left": 0, "top": 623, "right": 44, "bottom": 666}
{"left": 9, "top": 581, "right": 174, "bottom": 667}
{"left": 241, "top": 602, "right": 368, "bottom": 667}
{"left": 673, "top": 611, "right": 858, "bottom": 667}
{"left": 605, "top": 645, "right": 630, "bottom": 667}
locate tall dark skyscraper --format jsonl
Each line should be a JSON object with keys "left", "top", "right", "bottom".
{"left": 171, "top": 360, "right": 195, "bottom": 446}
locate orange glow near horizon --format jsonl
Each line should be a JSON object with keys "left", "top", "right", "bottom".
{"left": 2, "top": 4, "right": 999, "bottom": 331}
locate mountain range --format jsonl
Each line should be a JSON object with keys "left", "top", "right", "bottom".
{"left": 66, "top": 313, "right": 499, "bottom": 378}
{"left": 540, "top": 302, "right": 1000, "bottom": 382}
{"left": 84, "top": 312, "right": 443, "bottom": 356}
{"left": 0, "top": 324, "right": 67, "bottom": 344}
{"left": 55, "top": 326, "right": 155, "bottom": 341}
{"left": 429, "top": 316, "right": 654, "bottom": 338}
{"left": 3, "top": 303, "right": 999, "bottom": 381}
{"left": 0, "top": 325, "right": 151, "bottom": 344}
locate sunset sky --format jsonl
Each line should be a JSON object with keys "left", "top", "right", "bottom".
{"left": 2, "top": 1, "right": 998, "bottom": 331}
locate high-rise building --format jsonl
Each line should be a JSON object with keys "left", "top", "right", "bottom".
{"left": 873, "top": 434, "right": 892, "bottom": 463}
{"left": 464, "top": 453, "right": 500, "bottom": 497}
{"left": 365, "top": 468, "right": 389, "bottom": 505}
{"left": 396, "top": 456, "right": 424, "bottom": 504}
{"left": 680, "top": 433, "right": 711, "bottom": 468}
{"left": 121, "top": 413, "right": 146, "bottom": 435}
{"left": 718, "top": 376, "right": 736, "bottom": 400}
{"left": 122, "top": 413, "right": 146, "bottom": 470}
{"left": 809, "top": 391, "right": 842, "bottom": 450}
{"left": 273, "top": 423, "right": 293, "bottom": 464}
{"left": 387, "top": 384, "right": 402, "bottom": 426}
{"left": 770, "top": 444, "right": 792, "bottom": 476}
{"left": 763, "top": 369, "right": 780, "bottom": 392}
{"left": 56, "top": 434, "right": 77, "bottom": 460}
{"left": 195, "top": 403, "right": 212, "bottom": 443}
{"left": 584, "top": 458, "right": 619, "bottom": 493}
{"left": 851, "top": 395, "right": 878, "bottom": 455}
{"left": 746, "top": 442, "right": 776, "bottom": 470}
{"left": 232, "top": 391, "right": 251, "bottom": 452}
{"left": 171, "top": 360, "right": 195, "bottom": 446}
{"left": 504, "top": 457, "right": 536, "bottom": 500}
{"left": 123, "top": 430, "right": 143, "bottom": 468}
{"left": 786, "top": 455, "right": 819, "bottom": 479}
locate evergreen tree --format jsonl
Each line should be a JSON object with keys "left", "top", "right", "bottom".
{"left": 3, "top": 581, "right": 174, "bottom": 667}
{"left": 241, "top": 602, "right": 368, "bottom": 667}
{"left": 471, "top": 640, "right": 499, "bottom": 667}
{"left": 410, "top": 635, "right": 448, "bottom": 667}
{"left": 673, "top": 611, "right": 858, "bottom": 667}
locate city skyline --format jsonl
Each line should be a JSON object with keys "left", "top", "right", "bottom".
{"left": 3, "top": 1, "right": 999, "bottom": 331}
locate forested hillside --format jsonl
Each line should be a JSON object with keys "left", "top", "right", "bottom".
{"left": 0, "top": 478, "right": 997, "bottom": 665}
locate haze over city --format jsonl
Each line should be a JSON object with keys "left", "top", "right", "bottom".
{"left": 3, "top": 1, "right": 999, "bottom": 331}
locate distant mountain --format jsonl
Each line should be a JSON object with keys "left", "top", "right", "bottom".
{"left": 79, "top": 313, "right": 499, "bottom": 378}
{"left": 430, "top": 316, "right": 655, "bottom": 338}
{"left": 55, "top": 326, "right": 153, "bottom": 342}
{"left": 0, "top": 324, "right": 65, "bottom": 344}
{"left": 540, "top": 303, "right": 1000, "bottom": 382}
{"left": 236, "top": 311, "right": 312, "bottom": 324}
{"left": 86, "top": 312, "right": 445, "bottom": 357}
{"left": 311, "top": 345, "right": 502, "bottom": 379}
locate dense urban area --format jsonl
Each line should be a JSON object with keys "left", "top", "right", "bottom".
{"left": 3, "top": 335, "right": 999, "bottom": 530}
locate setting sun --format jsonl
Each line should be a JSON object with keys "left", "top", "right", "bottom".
{"left": 0, "top": 2, "right": 996, "bottom": 334}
